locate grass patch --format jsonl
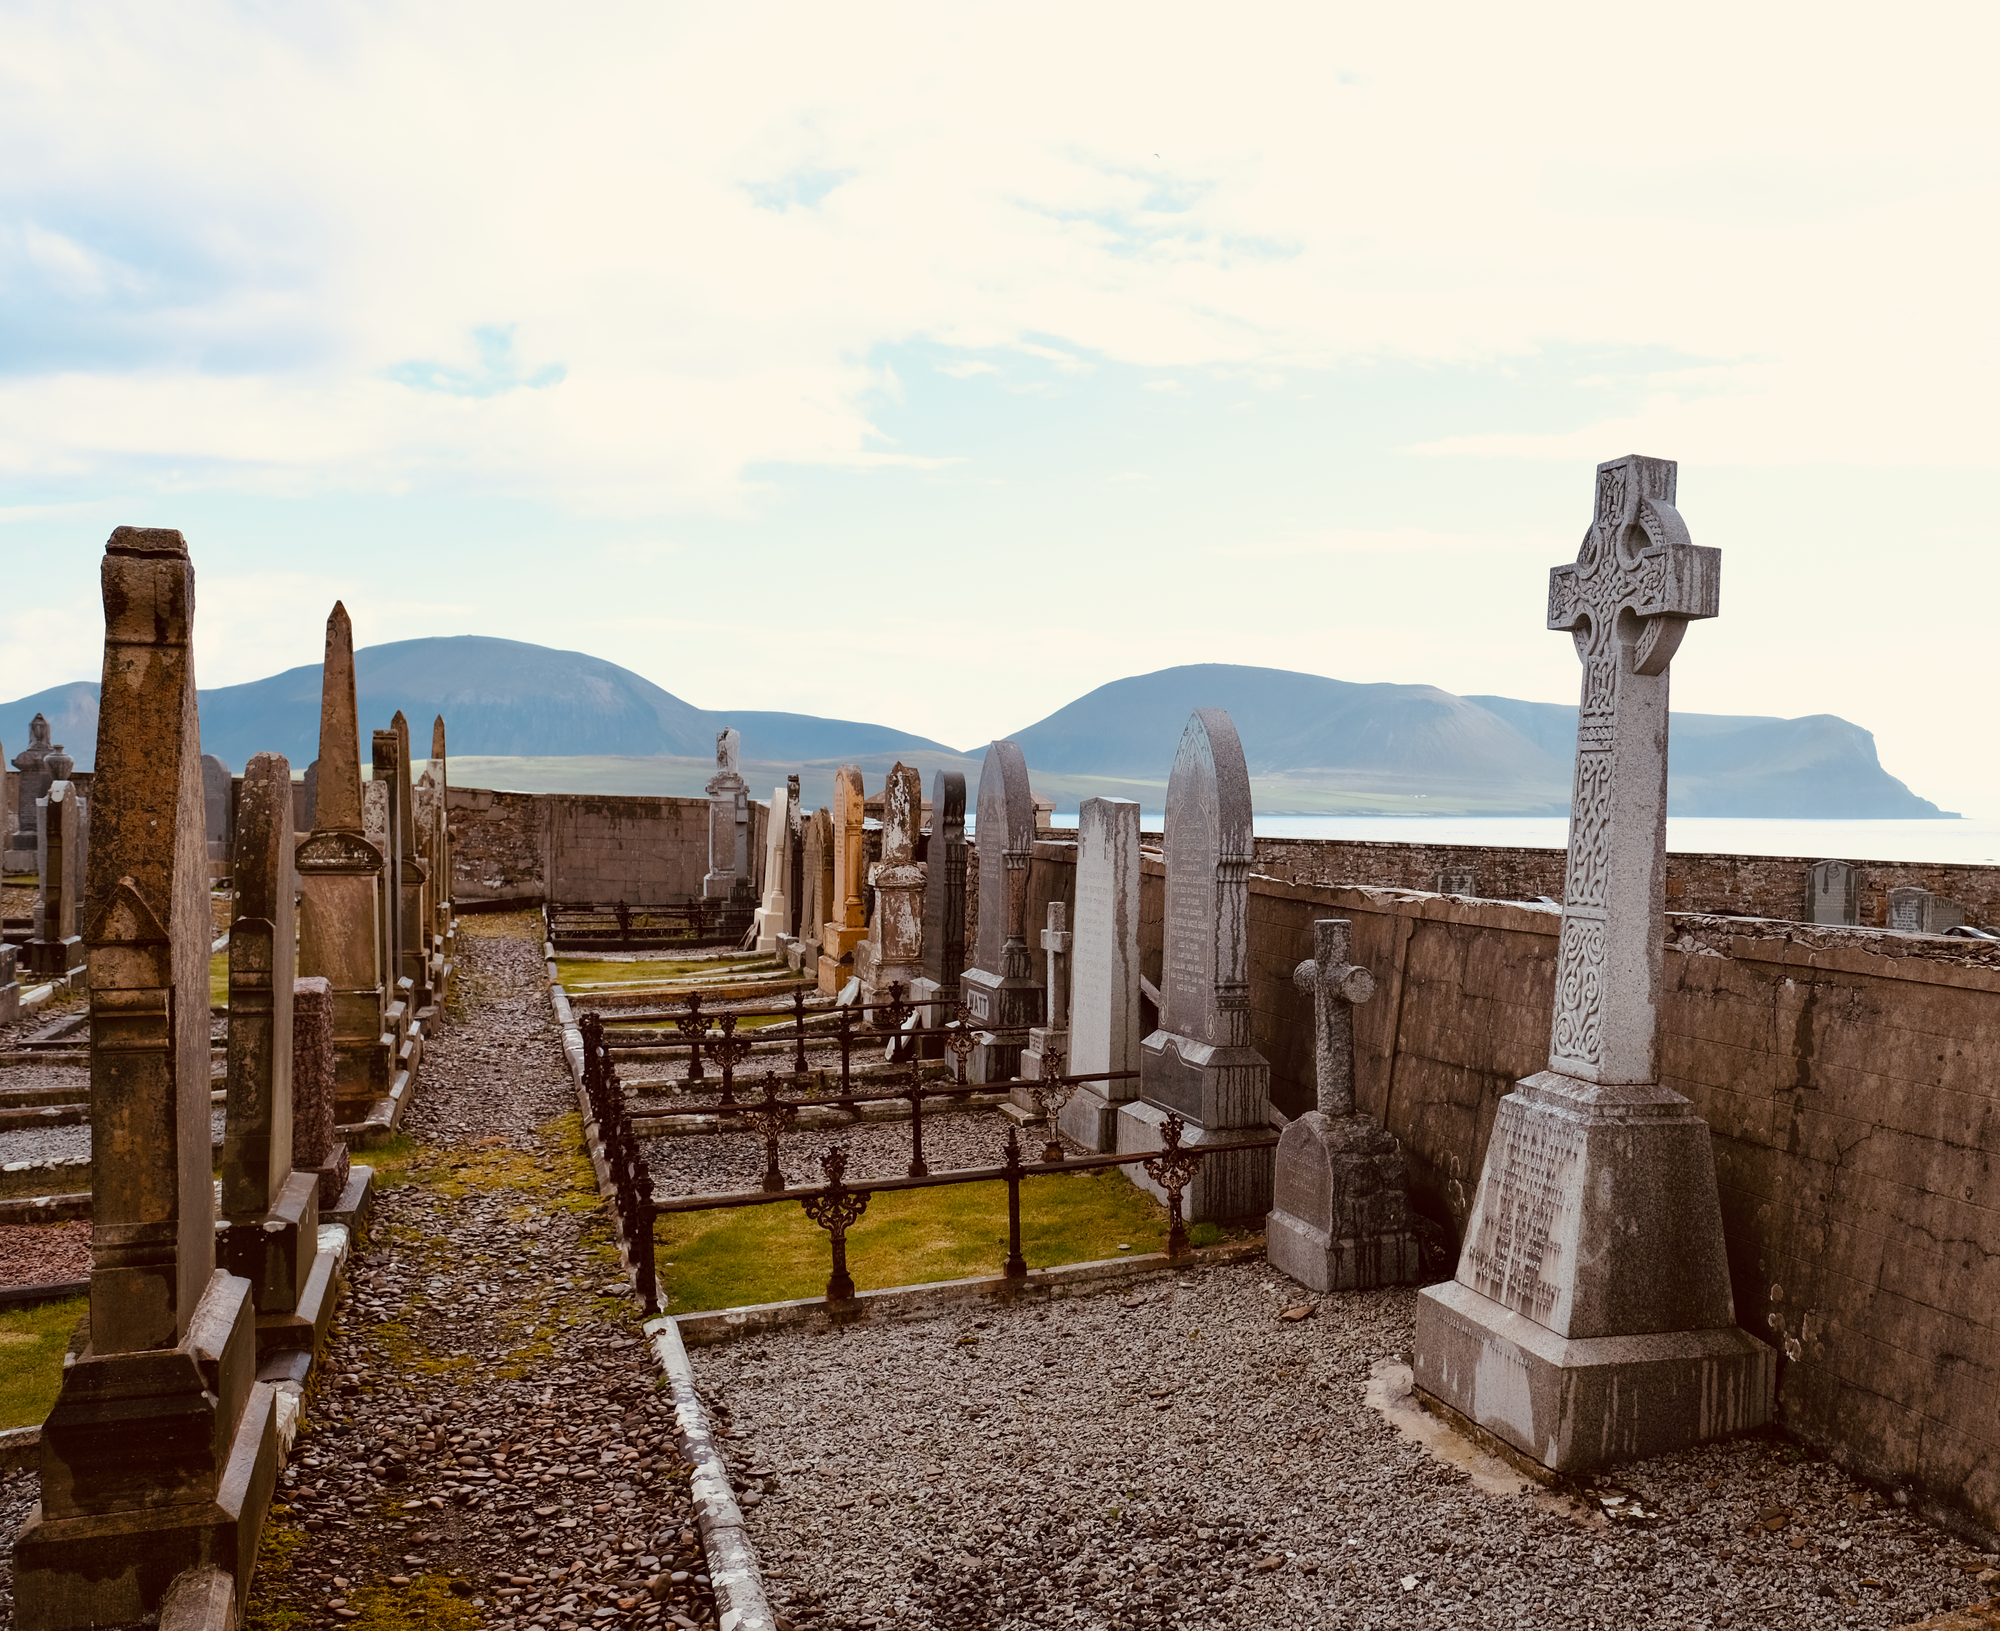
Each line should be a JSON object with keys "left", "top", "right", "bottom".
{"left": 0, "top": 1294, "right": 85, "bottom": 1429}
{"left": 209, "top": 948, "right": 229, "bottom": 1010}
{"left": 556, "top": 953, "right": 783, "bottom": 988}
{"left": 656, "top": 1165, "right": 1169, "bottom": 1313}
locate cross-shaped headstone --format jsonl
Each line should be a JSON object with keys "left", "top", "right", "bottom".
{"left": 1292, "top": 918, "right": 1374, "bottom": 1117}
{"left": 1041, "top": 901, "right": 1072, "bottom": 1029}
{"left": 1544, "top": 454, "right": 1719, "bottom": 1084}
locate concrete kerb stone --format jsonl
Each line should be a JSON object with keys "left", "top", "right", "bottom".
{"left": 542, "top": 942, "right": 777, "bottom": 1631}
{"left": 0, "top": 1424, "right": 41, "bottom": 1472}
{"left": 644, "top": 1316, "right": 777, "bottom": 1631}
{"left": 673, "top": 1239, "right": 1270, "bottom": 1349}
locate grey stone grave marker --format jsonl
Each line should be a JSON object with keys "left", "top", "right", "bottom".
{"left": 910, "top": 770, "right": 967, "bottom": 1042}
{"left": 960, "top": 741, "right": 1043, "bottom": 1082}
{"left": 1267, "top": 919, "right": 1420, "bottom": 1291}
{"left": 6, "top": 714, "right": 55, "bottom": 875}
{"left": 1808, "top": 859, "right": 1858, "bottom": 926}
{"left": 1115, "top": 709, "right": 1272, "bottom": 1220}
{"left": 25, "top": 749, "right": 87, "bottom": 979}
{"left": 1060, "top": 797, "right": 1141, "bottom": 1150}
{"left": 1411, "top": 455, "right": 1772, "bottom": 1473}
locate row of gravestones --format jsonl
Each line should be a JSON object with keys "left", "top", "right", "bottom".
{"left": 10, "top": 532, "right": 457, "bottom": 1631}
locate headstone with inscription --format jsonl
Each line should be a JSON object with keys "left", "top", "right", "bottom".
{"left": 753, "top": 781, "right": 794, "bottom": 954}
{"left": 818, "top": 767, "right": 867, "bottom": 995}
{"left": 13, "top": 527, "right": 279, "bottom": 1631}
{"left": 1267, "top": 919, "right": 1420, "bottom": 1291}
{"left": 1412, "top": 455, "right": 1772, "bottom": 1473}
{"left": 219, "top": 750, "right": 334, "bottom": 1357}
{"left": 1436, "top": 868, "right": 1477, "bottom": 897}
{"left": 960, "top": 741, "right": 1043, "bottom": 1082}
{"left": 1887, "top": 884, "right": 1963, "bottom": 934}
{"left": 1808, "top": 859, "right": 1858, "bottom": 926}
{"left": 792, "top": 807, "right": 832, "bottom": 974}
{"left": 1060, "top": 797, "right": 1142, "bottom": 1150}
{"left": 1115, "top": 709, "right": 1272, "bottom": 1219}
{"left": 24, "top": 751, "right": 87, "bottom": 979}
{"left": 786, "top": 775, "right": 804, "bottom": 943}
{"left": 295, "top": 602, "right": 393, "bottom": 1124}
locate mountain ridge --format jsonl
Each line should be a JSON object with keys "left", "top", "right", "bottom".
{"left": 0, "top": 644, "right": 1945, "bottom": 819}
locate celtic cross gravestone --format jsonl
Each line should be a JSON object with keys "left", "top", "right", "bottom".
{"left": 1412, "top": 456, "right": 1773, "bottom": 1472}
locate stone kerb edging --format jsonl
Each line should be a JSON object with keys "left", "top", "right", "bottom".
{"left": 542, "top": 945, "right": 777, "bottom": 1631}
{"left": 673, "top": 1239, "right": 1269, "bottom": 1350}
{"left": 0, "top": 1422, "right": 41, "bottom": 1471}
{"left": 644, "top": 1316, "right": 777, "bottom": 1631}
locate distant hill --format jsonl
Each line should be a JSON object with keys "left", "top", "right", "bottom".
{"left": 1006, "top": 665, "right": 1944, "bottom": 819}
{"left": 0, "top": 636, "right": 954, "bottom": 772}
{"left": 3, "top": 647, "right": 1946, "bottom": 819}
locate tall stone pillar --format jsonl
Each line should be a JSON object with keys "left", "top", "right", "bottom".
{"left": 908, "top": 770, "right": 967, "bottom": 1050}
{"left": 753, "top": 780, "right": 794, "bottom": 955}
{"left": 388, "top": 712, "right": 432, "bottom": 1011}
{"left": 1059, "top": 797, "right": 1141, "bottom": 1150}
{"left": 13, "top": 527, "right": 278, "bottom": 1631}
{"left": 220, "top": 751, "right": 337, "bottom": 1363}
{"left": 817, "top": 767, "right": 868, "bottom": 995}
{"left": 296, "top": 603, "right": 393, "bottom": 1124}
{"left": 1412, "top": 455, "right": 1772, "bottom": 1472}
{"left": 859, "top": 762, "right": 925, "bottom": 1011}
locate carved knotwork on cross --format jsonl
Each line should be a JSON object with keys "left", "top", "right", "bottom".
{"left": 1292, "top": 919, "right": 1374, "bottom": 1119}
{"left": 1544, "top": 455, "right": 1719, "bottom": 1085}
{"left": 1143, "top": 1113, "right": 1205, "bottom": 1259}
{"left": 738, "top": 1072, "right": 798, "bottom": 1193}
{"left": 799, "top": 1144, "right": 869, "bottom": 1302}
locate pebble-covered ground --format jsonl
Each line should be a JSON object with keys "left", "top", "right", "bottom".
{"left": 0, "top": 913, "right": 718, "bottom": 1631}
{"left": 236, "top": 913, "right": 717, "bottom": 1631}
{"left": 698, "top": 1264, "right": 1995, "bottom": 1631}
{"left": 0, "top": 1219, "right": 87, "bottom": 1285}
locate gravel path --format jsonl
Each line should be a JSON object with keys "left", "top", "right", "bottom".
{"left": 236, "top": 912, "right": 716, "bottom": 1631}
{"left": 644, "top": 1107, "right": 1073, "bottom": 1200}
{"left": 697, "top": 1262, "right": 1991, "bottom": 1631}
{"left": 0, "top": 913, "right": 718, "bottom": 1631}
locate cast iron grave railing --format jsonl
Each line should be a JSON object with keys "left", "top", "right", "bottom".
{"left": 577, "top": 1010, "right": 662, "bottom": 1314}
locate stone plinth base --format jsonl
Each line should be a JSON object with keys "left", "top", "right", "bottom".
{"left": 13, "top": 1272, "right": 280, "bottom": 1631}
{"left": 20, "top": 939, "right": 81, "bottom": 979}
{"left": 299, "top": 1143, "right": 350, "bottom": 1213}
{"left": 1413, "top": 1279, "right": 1774, "bottom": 1473}
{"left": 1115, "top": 1098, "right": 1273, "bottom": 1222}
{"left": 220, "top": 1171, "right": 320, "bottom": 1319}
{"left": 1057, "top": 1086, "right": 1120, "bottom": 1152}
{"left": 961, "top": 966, "right": 1042, "bottom": 1083}
{"left": 1266, "top": 1111, "right": 1421, "bottom": 1292}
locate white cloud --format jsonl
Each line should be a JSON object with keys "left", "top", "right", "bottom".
{"left": 0, "top": 0, "right": 1989, "bottom": 505}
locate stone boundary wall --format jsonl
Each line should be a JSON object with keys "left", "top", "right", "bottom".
{"left": 1031, "top": 839, "right": 2000, "bottom": 1538}
{"left": 1211, "top": 833, "right": 2000, "bottom": 930}
{"left": 445, "top": 786, "right": 767, "bottom": 910}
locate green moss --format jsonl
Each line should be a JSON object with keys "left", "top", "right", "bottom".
{"left": 656, "top": 1165, "right": 1169, "bottom": 1313}
{"left": 1187, "top": 1221, "right": 1225, "bottom": 1248}
{"left": 344, "top": 1574, "right": 484, "bottom": 1631}
{"left": 0, "top": 1295, "right": 85, "bottom": 1430}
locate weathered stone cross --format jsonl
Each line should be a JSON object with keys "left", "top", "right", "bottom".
{"left": 1544, "top": 454, "right": 1718, "bottom": 1084}
{"left": 1292, "top": 918, "right": 1375, "bottom": 1117}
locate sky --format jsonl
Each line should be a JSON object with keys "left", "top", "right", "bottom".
{"left": 2, "top": 3, "right": 1996, "bottom": 810}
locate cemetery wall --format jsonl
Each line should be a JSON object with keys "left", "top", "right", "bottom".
{"left": 1237, "top": 834, "right": 2000, "bottom": 930}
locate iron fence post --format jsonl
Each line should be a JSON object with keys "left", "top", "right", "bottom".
{"left": 1003, "top": 1125, "right": 1027, "bottom": 1280}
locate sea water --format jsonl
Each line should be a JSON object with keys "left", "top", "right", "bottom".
{"left": 1039, "top": 813, "right": 2000, "bottom": 866}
